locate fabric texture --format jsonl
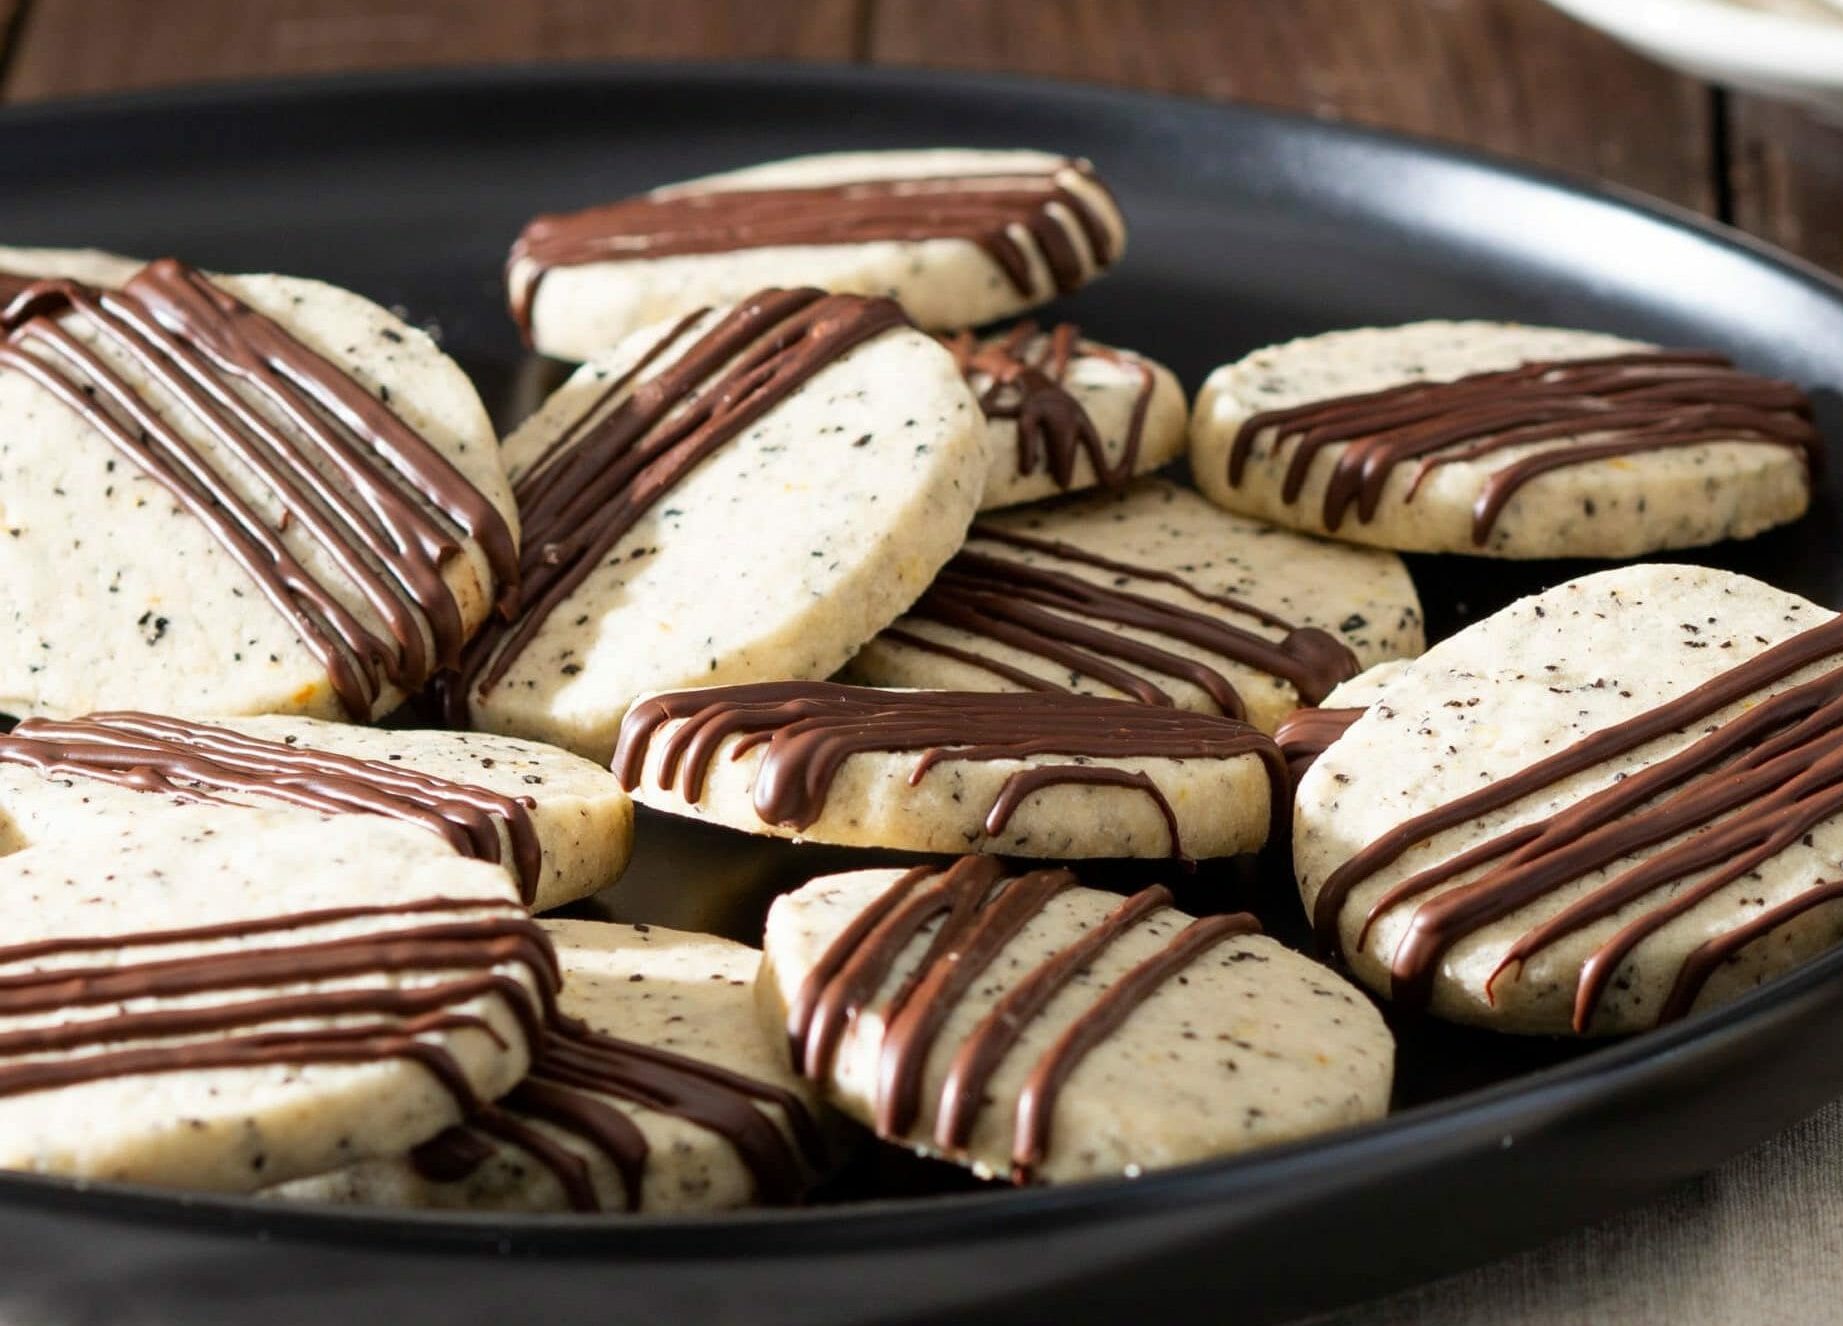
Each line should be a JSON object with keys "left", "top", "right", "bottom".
{"left": 1307, "top": 1098, "right": 1843, "bottom": 1325}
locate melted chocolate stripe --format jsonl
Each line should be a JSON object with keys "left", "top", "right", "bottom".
{"left": 1011, "top": 911, "right": 1258, "bottom": 1180}
{"left": 784, "top": 862, "right": 950, "bottom": 1080}
{"left": 788, "top": 861, "right": 1261, "bottom": 1180}
{"left": 0, "top": 895, "right": 554, "bottom": 1113}
{"left": 1275, "top": 706, "right": 1365, "bottom": 784}
{"left": 453, "top": 289, "right": 908, "bottom": 714}
{"left": 0, "top": 262, "right": 516, "bottom": 716}
{"left": 0, "top": 921, "right": 556, "bottom": 1050}
{"left": 1227, "top": 350, "right": 1818, "bottom": 545}
{"left": 2, "top": 712, "right": 544, "bottom": 903}
{"left": 944, "top": 322, "right": 1154, "bottom": 491}
{"left": 933, "top": 886, "right": 1171, "bottom": 1154}
{"left": 613, "top": 682, "right": 1285, "bottom": 859}
{"left": 412, "top": 1011, "right": 825, "bottom": 1213}
{"left": 472, "top": 1096, "right": 606, "bottom": 1211}
{"left": 508, "top": 161, "right": 1117, "bottom": 335}
{"left": 984, "top": 766, "right": 1187, "bottom": 862}
{"left": 874, "top": 867, "right": 1074, "bottom": 1136}
{"left": 1316, "top": 612, "right": 1843, "bottom": 1031}
{"left": 896, "top": 536, "right": 1358, "bottom": 715}
{"left": 1659, "top": 878, "right": 1843, "bottom": 1023}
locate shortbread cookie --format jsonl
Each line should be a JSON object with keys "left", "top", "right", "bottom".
{"left": 0, "top": 805, "right": 551, "bottom": 1191}
{"left": 270, "top": 919, "right": 829, "bottom": 1213}
{"left": 847, "top": 479, "right": 1423, "bottom": 732}
{"left": 0, "top": 712, "right": 632, "bottom": 911}
{"left": 1190, "top": 322, "right": 1817, "bottom": 558}
{"left": 945, "top": 323, "right": 1186, "bottom": 510}
{"left": 1296, "top": 564, "right": 1843, "bottom": 1035}
{"left": 0, "top": 259, "right": 517, "bottom": 722}
{"left": 510, "top": 150, "right": 1126, "bottom": 360}
{"left": 0, "top": 245, "right": 141, "bottom": 297}
{"left": 761, "top": 859, "right": 1392, "bottom": 1184}
{"left": 449, "top": 288, "right": 985, "bottom": 762}
{"left": 615, "top": 681, "right": 1284, "bottom": 861}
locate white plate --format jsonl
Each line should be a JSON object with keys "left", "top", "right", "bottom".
{"left": 1545, "top": 0, "right": 1843, "bottom": 116}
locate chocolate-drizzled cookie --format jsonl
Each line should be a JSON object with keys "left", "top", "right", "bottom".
{"left": 760, "top": 861, "right": 1393, "bottom": 1184}
{"left": 941, "top": 322, "right": 1187, "bottom": 511}
{"left": 272, "top": 919, "right": 832, "bottom": 1214}
{"left": 0, "top": 805, "right": 553, "bottom": 1192}
{"left": 454, "top": 286, "right": 986, "bottom": 762}
{"left": 0, "top": 712, "right": 633, "bottom": 912}
{"left": 615, "top": 680, "right": 1286, "bottom": 861}
{"left": 848, "top": 478, "right": 1424, "bottom": 732}
{"left": 1298, "top": 564, "right": 1843, "bottom": 1035}
{"left": 0, "top": 259, "right": 517, "bottom": 721}
{"left": 1191, "top": 321, "right": 1818, "bottom": 559}
{"left": 507, "top": 149, "right": 1126, "bottom": 361}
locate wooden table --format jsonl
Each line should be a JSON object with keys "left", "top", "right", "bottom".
{"left": 0, "top": 0, "right": 1836, "bottom": 277}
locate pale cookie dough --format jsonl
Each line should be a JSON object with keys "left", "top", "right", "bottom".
{"left": 1190, "top": 321, "right": 1815, "bottom": 558}
{"left": 847, "top": 478, "right": 1424, "bottom": 732}
{"left": 456, "top": 292, "right": 986, "bottom": 763}
{"left": 950, "top": 324, "right": 1187, "bottom": 511}
{"left": 513, "top": 149, "right": 1127, "bottom": 361}
{"left": 614, "top": 681, "right": 1283, "bottom": 861}
{"left": 1296, "top": 564, "right": 1843, "bottom": 1035}
{"left": 0, "top": 805, "right": 548, "bottom": 1192}
{"left": 269, "top": 919, "right": 831, "bottom": 1213}
{"left": 760, "top": 861, "right": 1393, "bottom": 1185}
{"left": 0, "top": 264, "right": 516, "bottom": 722}
{"left": 0, "top": 245, "right": 141, "bottom": 290}
{"left": 0, "top": 713, "right": 632, "bottom": 912}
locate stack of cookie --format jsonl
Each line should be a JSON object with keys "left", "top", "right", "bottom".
{"left": 0, "top": 142, "right": 1826, "bottom": 1216}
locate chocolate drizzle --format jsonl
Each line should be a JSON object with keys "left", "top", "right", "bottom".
{"left": 0, "top": 260, "right": 518, "bottom": 717}
{"left": 1275, "top": 706, "right": 1365, "bottom": 783}
{"left": 451, "top": 288, "right": 908, "bottom": 717}
{"left": 409, "top": 1012, "right": 827, "bottom": 1212}
{"left": 508, "top": 158, "right": 1117, "bottom": 336}
{"left": 1227, "top": 350, "right": 1819, "bottom": 545}
{"left": 943, "top": 322, "right": 1153, "bottom": 492}
{"left": 613, "top": 680, "right": 1286, "bottom": 861}
{"left": 888, "top": 525, "right": 1359, "bottom": 718}
{"left": 0, "top": 894, "right": 555, "bottom": 1107}
{"left": 785, "top": 858, "right": 1259, "bottom": 1182}
{"left": 0, "top": 712, "right": 544, "bottom": 903}
{"left": 1314, "top": 612, "right": 1843, "bottom": 1032}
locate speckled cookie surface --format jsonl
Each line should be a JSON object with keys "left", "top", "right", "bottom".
{"left": 0, "top": 245, "right": 141, "bottom": 288}
{"left": 759, "top": 864, "right": 1393, "bottom": 1185}
{"left": 269, "top": 919, "right": 829, "bottom": 1213}
{"left": 847, "top": 478, "right": 1425, "bottom": 732}
{"left": 514, "top": 149, "right": 1127, "bottom": 361}
{"left": 958, "top": 327, "right": 1187, "bottom": 510}
{"left": 616, "top": 682, "right": 1282, "bottom": 861}
{"left": 1189, "top": 321, "right": 1813, "bottom": 558}
{"left": 1296, "top": 564, "right": 1843, "bottom": 1035}
{"left": 0, "top": 269, "right": 515, "bottom": 722}
{"left": 458, "top": 297, "right": 986, "bottom": 763}
{"left": 0, "top": 714, "right": 632, "bottom": 913}
{"left": 0, "top": 805, "right": 547, "bottom": 1192}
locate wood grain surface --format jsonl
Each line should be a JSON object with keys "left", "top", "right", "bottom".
{"left": 0, "top": 0, "right": 1834, "bottom": 274}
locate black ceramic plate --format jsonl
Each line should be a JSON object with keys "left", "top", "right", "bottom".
{"left": 1, "top": 62, "right": 1840, "bottom": 1326}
